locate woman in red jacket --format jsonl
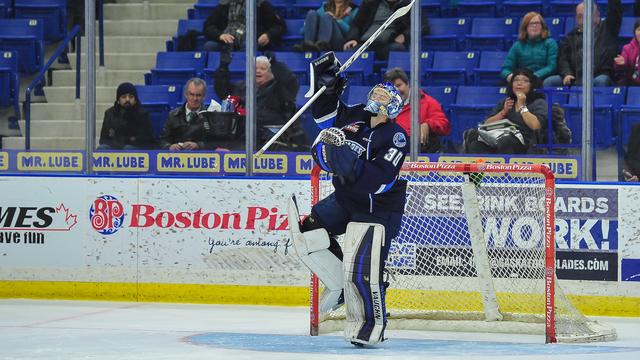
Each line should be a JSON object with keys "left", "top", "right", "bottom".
{"left": 383, "top": 67, "right": 451, "bottom": 153}
{"left": 614, "top": 19, "right": 640, "bottom": 86}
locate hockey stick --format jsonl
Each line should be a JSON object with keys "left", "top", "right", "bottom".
{"left": 255, "top": 0, "right": 416, "bottom": 157}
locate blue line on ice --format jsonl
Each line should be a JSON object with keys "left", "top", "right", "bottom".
{"left": 186, "top": 332, "right": 639, "bottom": 356}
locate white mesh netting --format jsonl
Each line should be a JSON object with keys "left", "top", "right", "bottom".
{"left": 312, "top": 163, "right": 616, "bottom": 343}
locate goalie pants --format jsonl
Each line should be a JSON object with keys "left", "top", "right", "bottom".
{"left": 310, "top": 193, "right": 403, "bottom": 267}
{"left": 311, "top": 193, "right": 403, "bottom": 343}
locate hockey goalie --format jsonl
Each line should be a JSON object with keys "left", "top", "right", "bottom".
{"left": 287, "top": 52, "right": 408, "bottom": 346}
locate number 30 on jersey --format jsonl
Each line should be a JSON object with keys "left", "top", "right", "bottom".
{"left": 383, "top": 148, "right": 403, "bottom": 166}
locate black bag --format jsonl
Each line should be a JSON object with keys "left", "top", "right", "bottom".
{"left": 531, "top": 103, "right": 572, "bottom": 154}
{"left": 477, "top": 119, "right": 525, "bottom": 148}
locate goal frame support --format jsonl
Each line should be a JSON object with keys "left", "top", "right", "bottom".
{"left": 309, "top": 162, "right": 557, "bottom": 343}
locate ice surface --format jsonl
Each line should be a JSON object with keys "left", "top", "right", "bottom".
{"left": 1, "top": 299, "right": 639, "bottom": 360}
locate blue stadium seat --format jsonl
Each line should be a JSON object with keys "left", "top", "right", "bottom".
{"left": 618, "top": 17, "right": 637, "bottom": 48}
{"left": 172, "top": 19, "right": 206, "bottom": 51}
{"left": 346, "top": 85, "right": 370, "bottom": 105}
{"left": 204, "top": 51, "right": 246, "bottom": 83}
{"left": 292, "top": 0, "right": 322, "bottom": 18}
{"left": 149, "top": 52, "right": 207, "bottom": 85}
{"left": 423, "top": 51, "right": 479, "bottom": 86}
{"left": 547, "top": 0, "right": 580, "bottom": 17}
{"left": 385, "top": 51, "right": 433, "bottom": 80}
{"left": 0, "top": 51, "right": 20, "bottom": 118}
{"left": 13, "top": 0, "right": 67, "bottom": 42}
{"left": 564, "top": 86, "right": 627, "bottom": 148}
{"left": 474, "top": 51, "right": 507, "bottom": 85}
{"left": 282, "top": 19, "right": 305, "bottom": 49}
{"left": 135, "top": 85, "right": 183, "bottom": 138}
{"left": 273, "top": 51, "right": 314, "bottom": 85}
{"left": 540, "top": 86, "right": 572, "bottom": 106}
{"left": 448, "top": 86, "right": 507, "bottom": 145}
{"left": 502, "top": 0, "right": 543, "bottom": 17}
{"left": 0, "top": 1, "right": 8, "bottom": 18}
{"left": 334, "top": 51, "right": 375, "bottom": 85}
{"left": 421, "top": 0, "right": 442, "bottom": 17}
{"left": 423, "top": 86, "right": 457, "bottom": 112}
{"left": 546, "top": 17, "right": 565, "bottom": 39}
{"left": 192, "top": 0, "right": 218, "bottom": 19}
{"left": 466, "top": 17, "right": 518, "bottom": 51}
{"left": 456, "top": 0, "right": 500, "bottom": 17}
{"left": 422, "top": 18, "right": 471, "bottom": 51}
{"left": 619, "top": 87, "right": 640, "bottom": 146}
{"left": 0, "top": 19, "right": 45, "bottom": 74}
{"left": 563, "top": 16, "right": 576, "bottom": 37}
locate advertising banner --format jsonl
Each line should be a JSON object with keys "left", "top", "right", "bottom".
{"left": 0, "top": 177, "right": 84, "bottom": 269}
{"left": 554, "top": 187, "right": 618, "bottom": 281}
{"left": 1, "top": 175, "right": 640, "bottom": 294}
{"left": 0, "top": 150, "right": 582, "bottom": 180}
{"left": 83, "top": 178, "right": 312, "bottom": 286}
{"left": 617, "top": 186, "right": 640, "bottom": 282}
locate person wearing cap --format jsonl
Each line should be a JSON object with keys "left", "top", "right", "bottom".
{"left": 98, "top": 82, "right": 155, "bottom": 150}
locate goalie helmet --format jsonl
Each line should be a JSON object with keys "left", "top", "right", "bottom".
{"left": 363, "top": 82, "right": 403, "bottom": 120}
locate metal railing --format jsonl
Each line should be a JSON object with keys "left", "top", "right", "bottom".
{"left": 24, "top": 25, "right": 81, "bottom": 150}
{"left": 23, "top": 0, "right": 106, "bottom": 150}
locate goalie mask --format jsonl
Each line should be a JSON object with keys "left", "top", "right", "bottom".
{"left": 363, "top": 82, "right": 403, "bottom": 120}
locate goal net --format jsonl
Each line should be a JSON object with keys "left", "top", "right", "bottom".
{"left": 309, "top": 162, "right": 616, "bottom": 343}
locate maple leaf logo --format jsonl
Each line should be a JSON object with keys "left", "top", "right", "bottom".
{"left": 56, "top": 203, "right": 78, "bottom": 230}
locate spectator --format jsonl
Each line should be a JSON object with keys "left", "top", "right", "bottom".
{"left": 98, "top": 82, "right": 155, "bottom": 150}
{"left": 614, "top": 19, "right": 640, "bottom": 86}
{"left": 623, "top": 123, "right": 640, "bottom": 181}
{"left": 501, "top": 12, "right": 558, "bottom": 86}
{"left": 202, "top": 0, "right": 286, "bottom": 52}
{"left": 463, "top": 69, "right": 547, "bottom": 155}
{"left": 214, "top": 52, "right": 303, "bottom": 150}
{"left": 293, "top": 0, "right": 359, "bottom": 52}
{"left": 383, "top": 67, "right": 451, "bottom": 153}
{"left": 545, "top": 0, "right": 623, "bottom": 87}
{"left": 159, "top": 78, "right": 218, "bottom": 151}
{"left": 342, "top": 0, "right": 416, "bottom": 60}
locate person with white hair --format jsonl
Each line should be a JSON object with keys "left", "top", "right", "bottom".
{"left": 214, "top": 52, "right": 302, "bottom": 150}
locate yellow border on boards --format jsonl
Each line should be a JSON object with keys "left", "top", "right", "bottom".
{"left": 1, "top": 280, "right": 639, "bottom": 317}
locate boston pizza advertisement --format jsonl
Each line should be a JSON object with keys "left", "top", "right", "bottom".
{"left": 85, "top": 178, "right": 311, "bottom": 286}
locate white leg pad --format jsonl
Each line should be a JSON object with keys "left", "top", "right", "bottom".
{"left": 287, "top": 197, "right": 344, "bottom": 305}
{"left": 343, "top": 222, "right": 386, "bottom": 345}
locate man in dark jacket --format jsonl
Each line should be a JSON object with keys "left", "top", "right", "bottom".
{"left": 342, "top": 0, "right": 425, "bottom": 60}
{"left": 214, "top": 52, "right": 302, "bottom": 150}
{"left": 159, "top": 78, "right": 218, "bottom": 151}
{"left": 202, "top": 0, "right": 286, "bottom": 52}
{"left": 98, "top": 82, "right": 155, "bottom": 150}
{"left": 545, "top": 0, "right": 623, "bottom": 86}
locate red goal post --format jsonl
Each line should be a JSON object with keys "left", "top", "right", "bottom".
{"left": 309, "top": 162, "right": 615, "bottom": 343}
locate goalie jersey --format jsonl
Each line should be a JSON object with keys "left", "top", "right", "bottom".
{"left": 312, "top": 92, "right": 409, "bottom": 214}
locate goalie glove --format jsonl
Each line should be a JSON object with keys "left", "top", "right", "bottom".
{"left": 306, "top": 52, "right": 347, "bottom": 97}
{"left": 312, "top": 128, "right": 362, "bottom": 180}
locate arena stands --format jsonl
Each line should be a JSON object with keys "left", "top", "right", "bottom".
{"left": 0, "top": 0, "right": 638, "bottom": 180}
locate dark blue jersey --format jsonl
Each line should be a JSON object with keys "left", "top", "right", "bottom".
{"left": 312, "top": 92, "right": 409, "bottom": 214}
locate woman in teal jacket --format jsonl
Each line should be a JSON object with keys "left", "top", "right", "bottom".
{"left": 501, "top": 12, "right": 558, "bottom": 87}
{"left": 293, "top": 0, "right": 359, "bottom": 52}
